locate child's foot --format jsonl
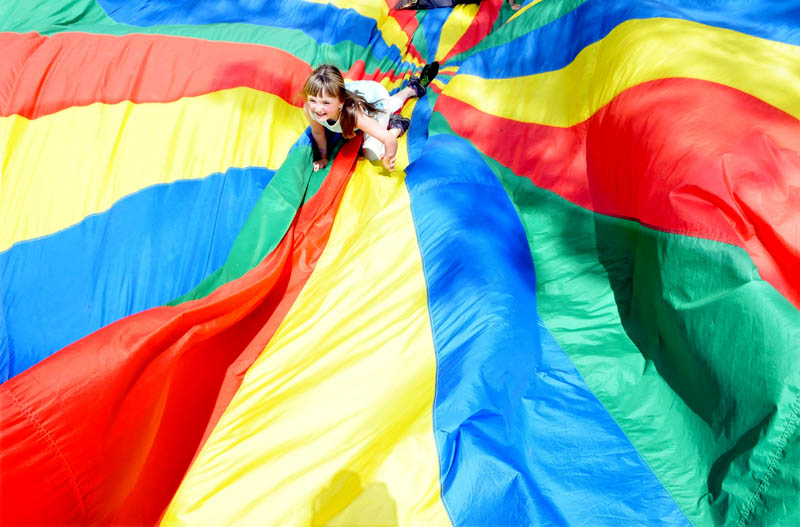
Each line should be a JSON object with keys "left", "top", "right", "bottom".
{"left": 388, "top": 114, "right": 411, "bottom": 137}
{"left": 419, "top": 61, "right": 439, "bottom": 88}
{"left": 407, "top": 61, "right": 439, "bottom": 97}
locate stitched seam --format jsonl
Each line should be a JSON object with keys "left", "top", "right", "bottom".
{"left": 7, "top": 388, "right": 88, "bottom": 518}
{"left": 736, "top": 391, "right": 800, "bottom": 527}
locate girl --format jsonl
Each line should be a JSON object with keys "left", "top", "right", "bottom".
{"left": 302, "top": 63, "right": 438, "bottom": 171}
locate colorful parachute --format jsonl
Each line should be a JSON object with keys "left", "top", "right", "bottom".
{"left": 2, "top": 0, "right": 799, "bottom": 525}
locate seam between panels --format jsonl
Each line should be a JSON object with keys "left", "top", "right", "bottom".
{"left": 736, "top": 390, "right": 800, "bottom": 527}
{"left": 6, "top": 387, "right": 88, "bottom": 518}
{"left": 403, "top": 177, "right": 456, "bottom": 527}
{"left": 534, "top": 309, "right": 696, "bottom": 527}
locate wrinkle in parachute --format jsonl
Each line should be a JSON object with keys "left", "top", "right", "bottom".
{"left": 1, "top": 1, "right": 799, "bottom": 526}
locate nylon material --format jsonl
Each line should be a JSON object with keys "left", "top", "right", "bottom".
{"left": 499, "top": 172, "right": 720, "bottom": 525}
{"left": 434, "top": 78, "right": 800, "bottom": 309}
{"left": 1, "top": 166, "right": 275, "bottom": 380}
{"left": 94, "top": 0, "right": 409, "bottom": 69}
{"left": 306, "top": 0, "right": 388, "bottom": 21}
{"left": 418, "top": 7, "right": 450, "bottom": 63}
{"left": 309, "top": 0, "right": 412, "bottom": 55}
{"left": 0, "top": 137, "right": 358, "bottom": 524}
{"left": 445, "top": 17, "right": 800, "bottom": 127}
{"left": 507, "top": 0, "right": 545, "bottom": 22}
{"left": 161, "top": 160, "right": 450, "bottom": 526}
{"left": 422, "top": 121, "right": 715, "bottom": 522}
{"left": 0, "top": 393, "right": 87, "bottom": 522}
{"left": 454, "top": 0, "right": 800, "bottom": 71}
{"left": 472, "top": 146, "right": 800, "bottom": 525}
{"left": 434, "top": 4, "right": 480, "bottom": 62}
{"left": 708, "top": 359, "right": 800, "bottom": 523}
{"left": 393, "top": 98, "right": 418, "bottom": 169}
{"left": 446, "top": 0, "right": 587, "bottom": 65}
{"left": 439, "top": 0, "right": 502, "bottom": 64}
{"left": 0, "top": 0, "right": 110, "bottom": 32}
{"left": 406, "top": 91, "right": 434, "bottom": 165}
{"left": 746, "top": 390, "right": 800, "bottom": 527}
{"left": 406, "top": 134, "right": 689, "bottom": 526}
{"left": 1, "top": 31, "right": 311, "bottom": 119}
{"left": 409, "top": 15, "right": 429, "bottom": 65}
{"left": 4, "top": 1, "right": 798, "bottom": 525}
{"left": 0, "top": 88, "right": 305, "bottom": 250}
{"left": 167, "top": 143, "right": 323, "bottom": 305}
{"left": 0, "top": 16, "right": 411, "bottom": 84}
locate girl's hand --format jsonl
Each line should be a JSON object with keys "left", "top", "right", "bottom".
{"left": 313, "top": 158, "right": 329, "bottom": 172}
{"left": 382, "top": 154, "right": 396, "bottom": 171}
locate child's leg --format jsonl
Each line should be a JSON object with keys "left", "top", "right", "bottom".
{"left": 362, "top": 109, "right": 391, "bottom": 161}
{"left": 362, "top": 132, "right": 385, "bottom": 161}
{"left": 386, "top": 86, "right": 417, "bottom": 114}
{"left": 361, "top": 84, "right": 394, "bottom": 161}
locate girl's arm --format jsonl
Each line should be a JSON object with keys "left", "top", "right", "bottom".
{"left": 304, "top": 104, "right": 329, "bottom": 171}
{"left": 356, "top": 112, "right": 398, "bottom": 171}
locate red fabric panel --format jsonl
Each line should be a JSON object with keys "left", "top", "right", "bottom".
{"left": 0, "top": 31, "right": 312, "bottom": 119}
{"left": 437, "top": 77, "right": 800, "bottom": 308}
{"left": 386, "top": 0, "right": 426, "bottom": 64}
{"left": 344, "top": 59, "right": 412, "bottom": 85}
{"left": 0, "top": 137, "right": 361, "bottom": 525}
{"left": 441, "top": 0, "right": 502, "bottom": 63}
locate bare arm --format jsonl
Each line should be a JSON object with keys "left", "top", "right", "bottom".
{"left": 356, "top": 112, "right": 398, "bottom": 171}
{"left": 304, "top": 103, "right": 329, "bottom": 171}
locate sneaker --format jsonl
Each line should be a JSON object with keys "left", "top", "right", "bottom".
{"left": 407, "top": 77, "right": 425, "bottom": 98}
{"left": 406, "top": 61, "right": 439, "bottom": 97}
{"left": 419, "top": 61, "right": 439, "bottom": 88}
{"left": 388, "top": 114, "right": 411, "bottom": 136}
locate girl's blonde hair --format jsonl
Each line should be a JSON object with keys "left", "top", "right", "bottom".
{"left": 302, "top": 64, "right": 380, "bottom": 138}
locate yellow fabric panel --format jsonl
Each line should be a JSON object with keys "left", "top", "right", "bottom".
{"left": 161, "top": 160, "right": 451, "bottom": 527}
{"left": 0, "top": 88, "right": 305, "bottom": 251}
{"left": 312, "top": 0, "right": 388, "bottom": 20}
{"left": 394, "top": 97, "right": 418, "bottom": 170}
{"left": 434, "top": 3, "right": 480, "bottom": 62}
{"left": 444, "top": 17, "right": 800, "bottom": 127}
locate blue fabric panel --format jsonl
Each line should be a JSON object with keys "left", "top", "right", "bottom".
{"left": 406, "top": 92, "right": 433, "bottom": 164}
{"left": 454, "top": 0, "right": 800, "bottom": 76}
{"left": 405, "top": 134, "right": 690, "bottom": 526}
{"left": 0, "top": 166, "right": 274, "bottom": 382}
{"left": 95, "top": 0, "right": 405, "bottom": 65}
{"left": 418, "top": 6, "right": 450, "bottom": 63}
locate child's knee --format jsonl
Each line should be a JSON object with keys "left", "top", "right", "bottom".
{"left": 361, "top": 136, "right": 384, "bottom": 161}
{"left": 362, "top": 145, "right": 381, "bottom": 161}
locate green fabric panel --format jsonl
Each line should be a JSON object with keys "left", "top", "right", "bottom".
{"left": 447, "top": 0, "right": 589, "bottom": 64}
{"left": 169, "top": 140, "right": 342, "bottom": 304}
{"left": 0, "top": 0, "right": 406, "bottom": 76}
{"left": 491, "top": 1, "right": 519, "bottom": 32}
{"left": 742, "top": 406, "right": 800, "bottom": 527}
{"left": 410, "top": 12, "right": 429, "bottom": 63}
{"left": 428, "top": 111, "right": 800, "bottom": 527}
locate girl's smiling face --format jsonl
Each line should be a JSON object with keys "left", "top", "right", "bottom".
{"left": 307, "top": 91, "right": 343, "bottom": 121}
